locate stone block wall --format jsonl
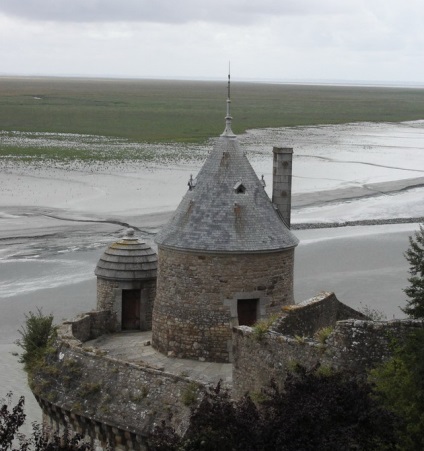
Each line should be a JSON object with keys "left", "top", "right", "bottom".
{"left": 33, "top": 313, "right": 202, "bottom": 451}
{"left": 96, "top": 278, "right": 120, "bottom": 311}
{"left": 37, "top": 397, "right": 143, "bottom": 451}
{"left": 142, "top": 280, "right": 156, "bottom": 331}
{"left": 273, "top": 292, "right": 366, "bottom": 337}
{"left": 233, "top": 314, "right": 424, "bottom": 398}
{"left": 96, "top": 278, "right": 156, "bottom": 331}
{"left": 67, "top": 311, "right": 116, "bottom": 343}
{"left": 233, "top": 326, "right": 323, "bottom": 397}
{"left": 153, "top": 246, "right": 295, "bottom": 362}
{"left": 326, "top": 318, "right": 424, "bottom": 373}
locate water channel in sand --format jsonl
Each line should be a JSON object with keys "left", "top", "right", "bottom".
{"left": 1, "top": 120, "right": 423, "bottom": 431}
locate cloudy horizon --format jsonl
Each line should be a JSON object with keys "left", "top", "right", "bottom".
{"left": 1, "top": 0, "right": 423, "bottom": 84}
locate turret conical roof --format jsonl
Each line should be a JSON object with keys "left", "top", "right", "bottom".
{"left": 156, "top": 76, "right": 298, "bottom": 253}
{"left": 155, "top": 136, "right": 298, "bottom": 253}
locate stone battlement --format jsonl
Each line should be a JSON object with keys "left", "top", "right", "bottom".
{"left": 232, "top": 293, "right": 424, "bottom": 398}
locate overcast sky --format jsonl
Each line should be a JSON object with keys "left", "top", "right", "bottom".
{"left": 0, "top": 0, "right": 423, "bottom": 84}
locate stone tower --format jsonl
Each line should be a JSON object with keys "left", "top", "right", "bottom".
{"left": 95, "top": 229, "right": 157, "bottom": 331}
{"left": 152, "top": 78, "right": 298, "bottom": 363}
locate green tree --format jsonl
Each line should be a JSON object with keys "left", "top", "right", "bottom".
{"left": 402, "top": 224, "right": 424, "bottom": 318}
{"left": 0, "top": 393, "right": 26, "bottom": 451}
{"left": 1, "top": 392, "right": 91, "bottom": 450}
{"left": 16, "top": 308, "right": 55, "bottom": 372}
{"left": 150, "top": 368, "right": 398, "bottom": 450}
{"left": 370, "top": 329, "right": 424, "bottom": 450}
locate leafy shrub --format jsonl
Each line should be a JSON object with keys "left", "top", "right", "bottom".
{"left": 358, "top": 303, "right": 387, "bottom": 321}
{"left": 370, "top": 329, "right": 424, "bottom": 450}
{"left": 0, "top": 393, "right": 91, "bottom": 450}
{"left": 314, "top": 326, "right": 333, "bottom": 345}
{"left": 16, "top": 308, "right": 55, "bottom": 371}
{"left": 150, "top": 368, "right": 398, "bottom": 450}
{"left": 252, "top": 314, "right": 279, "bottom": 341}
{"left": 181, "top": 382, "right": 200, "bottom": 407}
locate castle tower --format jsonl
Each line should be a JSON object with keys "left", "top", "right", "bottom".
{"left": 95, "top": 229, "right": 157, "bottom": 331}
{"left": 152, "top": 77, "right": 298, "bottom": 362}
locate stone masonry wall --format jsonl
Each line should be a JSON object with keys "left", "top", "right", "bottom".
{"left": 143, "top": 280, "right": 156, "bottom": 331}
{"left": 96, "top": 278, "right": 156, "bottom": 331}
{"left": 272, "top": 292, "right": 367, "bottom": 337}
{"left": 233, "top": 316, "right": 424, "bottom": 398}
{"left": 97, "top": 279, "right": 119, "bottom": 311}
{"left": 32, "top": 311, "right": 203, "bottom": 451}
{"left": 67, "top": 310, "right": 116, "bottom": 343}
{"left": 152, "top": 246, "right": 295, "bottom": 362}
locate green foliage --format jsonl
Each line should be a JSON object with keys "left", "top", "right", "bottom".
{"left": 252, "top": 314, "right": 279, "bottom": 341}
{"left": 77, "top": 382, "right": 101, "bottom": 399}
{"left": 0, "top": 393, "right": 26, "bottom": 450}
{"left": 370, "top": 329, "right": 424, "bottom": 450}
{"left": 181, "top": 382, "right": 200, "bottom": 407}
{"left": 314, "top": 326, "right": 334, "bottom": 344}
{"left": 129, "top": 386, "right": 149, "bottom": 403}
{"left": 315, "top": 365, "right": 334, "bottom": 377}
{"left": 402, "top": 224, "right": 424, "bottom": 318}
{"left": 358, "top": 303, "right": 388, "bottom": 321}
{"left": 0, "top": 393, "right": 91, "bottom": 450}
{"left": 15, "top": 308, "right": 55, "bottom": 371}
{"left": 294, "top": 334, "right": 306, "bottom": 344}
{"left": 151, "top": 369, "right": 398, "bottom": 450}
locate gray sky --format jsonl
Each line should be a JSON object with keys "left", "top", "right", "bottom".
{"left": 0, "top": 0, "right": 423, "bottom": 83}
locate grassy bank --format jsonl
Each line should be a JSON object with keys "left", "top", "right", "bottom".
{"left": 1, "top": 77, "right": 424, "bottom": 143}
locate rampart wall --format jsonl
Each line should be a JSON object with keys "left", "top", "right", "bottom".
{"left": 233, "top": 293, "right": 424, "bottom": 398}
{"left": 33, "top": 311, "right": 202, "bottom": 450}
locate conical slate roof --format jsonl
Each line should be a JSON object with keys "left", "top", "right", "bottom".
{"left": 155, "top": 134, "right": 299, "bottom": 253}
{"left": 95, "top": 230, "right": 157, "bottom": 281}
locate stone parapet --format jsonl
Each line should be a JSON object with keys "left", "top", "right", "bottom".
{"left": 233, "top": 304, "right": 424, "bottom": 398}
{"left": 273, "top": 291, "right": 366, "bottom": 337}
{"left": 32, "top": 312, "right": 203, "bottom": 450}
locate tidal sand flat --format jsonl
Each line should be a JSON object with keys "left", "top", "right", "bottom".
{"left": 1, "top": 119, "right": 424, "bottom": 430}
{"left": 1, "top": 121, "right": 423, "bottom": 331}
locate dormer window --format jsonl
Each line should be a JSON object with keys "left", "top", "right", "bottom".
{"left": 234, "top": 181, "right": 246, "bottom": 194}
{"left": 188, "top": 174, "right": 197, "bottom": 191}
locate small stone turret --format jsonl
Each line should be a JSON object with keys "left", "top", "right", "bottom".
{"left": 272, "top": 147, "right": 293, "bottom": 229}
{"left": 95, "top": 229, "right": 157, "bottom": 331}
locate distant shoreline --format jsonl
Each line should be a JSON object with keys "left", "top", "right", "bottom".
{"left": 293, "top": 217, "right": 424, "bottom": 230}
{"left": 1, "top": 74, "right": 424, "bottom": 89}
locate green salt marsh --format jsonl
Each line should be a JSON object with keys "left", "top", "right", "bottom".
{"left": 1, "top": 77, "right": 424, "bottom": 147}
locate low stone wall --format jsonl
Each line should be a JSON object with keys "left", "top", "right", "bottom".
{"left": 65, "top": 310, "right": 116, "bottom": 343}
{"left": 272, "top": 292, "right": 366, "bottom": 337}
{"left": 326, "top": 318, "right": 424, "bottom": 373}
{"left": 233, "top": 316, "right": 424, "bottom": 398}
{"left": 33, "top": 311, "right": 203, "bottom": 450}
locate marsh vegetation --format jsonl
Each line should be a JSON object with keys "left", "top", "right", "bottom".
{"left": 1, "top": 77, "right": 424, "bottom": 153}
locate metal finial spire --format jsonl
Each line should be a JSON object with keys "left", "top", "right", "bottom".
{"left": 227, "top": 62, "right": 231, "bottom": 99}
{"left": 221, "top": 62, "right": 235, "bottom": 137}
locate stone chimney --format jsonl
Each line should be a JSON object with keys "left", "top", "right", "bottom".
{"left": 272, "top": 147, "right": 293, "bottom": 228}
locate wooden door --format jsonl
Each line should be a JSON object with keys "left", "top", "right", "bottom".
{"left": 122, "top": 289, "right": 141, "bottom": 330}
{"left": 237, "top": 299, "right": 258, "bottom": 326}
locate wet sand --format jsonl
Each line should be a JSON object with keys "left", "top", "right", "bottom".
{"left": 1, "top": 120, "right": 423, "bottom": 432}
{"left": 1, "top": 222, "right": 417, "bottom": 433}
